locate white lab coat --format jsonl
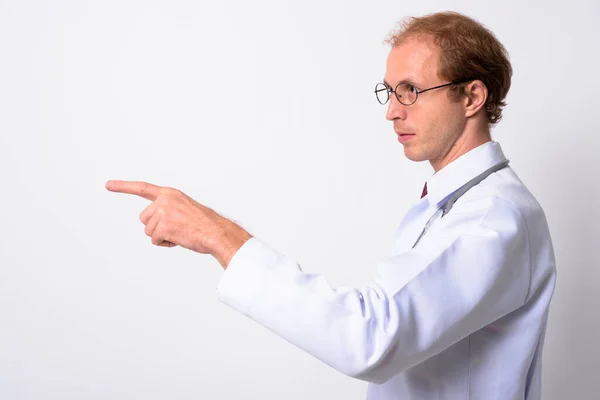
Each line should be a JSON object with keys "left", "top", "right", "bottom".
{"left": 216, "top": 141, "right": 556, "bottom": 399}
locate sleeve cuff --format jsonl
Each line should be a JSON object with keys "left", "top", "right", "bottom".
{"left": 216, "top": 236, "right": 287, "bottom": 315}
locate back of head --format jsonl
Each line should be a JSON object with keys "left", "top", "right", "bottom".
{"left": 385, "top": 11, "right": 512, "bottom": 126}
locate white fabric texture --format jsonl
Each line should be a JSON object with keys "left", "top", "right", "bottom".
{"left": 216, "top": 141, "right": 557, "bottom": 400}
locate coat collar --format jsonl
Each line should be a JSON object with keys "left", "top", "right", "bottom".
{"left": 424, "top": 141, "right": 509, "bottom": 207}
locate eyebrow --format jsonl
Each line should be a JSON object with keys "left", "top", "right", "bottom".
{"left": 383, "top": 77, "right": 423, "bottom": 88}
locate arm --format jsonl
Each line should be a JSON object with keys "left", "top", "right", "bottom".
{"left": 216, "top": 198, "right": 531, "bottom": 384}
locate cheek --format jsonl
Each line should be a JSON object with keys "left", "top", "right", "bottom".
{"left": 409, "top": 100, "right": 462, "bottom": 141}
{"left": 407, "top": 106, "right": 431, "bottom": 134}
{"left": 447, "top": 103, "right": 467, "bottom": 135}
{"left": 429, "top": 101, "right": 463, "bottom": 138}
{"left": 412, "top": 107, "right": 443, "bottom": 140}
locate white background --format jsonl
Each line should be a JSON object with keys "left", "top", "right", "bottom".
{"left": 1, "top": 0, "right": 598, "bottom": 399}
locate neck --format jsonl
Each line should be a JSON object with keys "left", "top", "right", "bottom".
{"left": 430, "top": 121, "right": 491, "bottom": 173}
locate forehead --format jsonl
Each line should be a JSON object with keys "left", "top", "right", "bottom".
{"left": 384, "top": 37, "right": 441, "bottom": 87}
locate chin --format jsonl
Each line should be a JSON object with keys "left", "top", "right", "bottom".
{"left": 403, "top": 148, "right": 428, "bottom": 163}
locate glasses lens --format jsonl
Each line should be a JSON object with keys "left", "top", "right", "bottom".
{"left": 396, "top": 83, "right": 417, "bottom": 105}
{"left": 375, "top": 83, "right": 389, "bottom": 104}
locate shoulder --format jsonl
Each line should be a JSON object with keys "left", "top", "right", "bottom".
{"left": 456, "top": 167, "right": 548, "bottom": 227}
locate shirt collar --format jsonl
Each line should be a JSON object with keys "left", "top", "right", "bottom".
{"left": 425, "top": 140, "right": 508, "bottom": 206}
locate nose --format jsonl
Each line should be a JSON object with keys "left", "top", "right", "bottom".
{"left": 385, "top": 93, "right": 407, "bottom": 121}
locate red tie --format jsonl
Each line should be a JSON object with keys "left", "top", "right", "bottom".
{"left": 420, "top": 182, "right": 428, "bottom": 198}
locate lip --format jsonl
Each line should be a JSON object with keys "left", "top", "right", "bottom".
{"left": 397, "top": 133, "right": 416, "bottom": 143}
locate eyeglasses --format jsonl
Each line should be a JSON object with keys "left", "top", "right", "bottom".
{"left": 374, "top": 78, "right": 475, "bottom": 106}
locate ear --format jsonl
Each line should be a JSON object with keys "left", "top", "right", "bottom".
{"left": 463, "top": 80, "right": 488, "bottom": 118}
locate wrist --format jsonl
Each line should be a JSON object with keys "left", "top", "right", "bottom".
{"left": 212, "top": 224, "right": 253, "bottom": 270}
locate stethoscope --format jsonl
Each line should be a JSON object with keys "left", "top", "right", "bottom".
{"left": 412, "top": 158, "right": 510, "bottom": 249}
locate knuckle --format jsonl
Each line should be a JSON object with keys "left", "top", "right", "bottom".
{"left": 158, "top": 194, "right": 170, "bottom": 204}
{"left": 162, "top": 187, "right": 177, "bottom": 196}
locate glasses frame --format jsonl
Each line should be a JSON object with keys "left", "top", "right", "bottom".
{"left": 375, "top": 78, "right": 476, "bottom": 106}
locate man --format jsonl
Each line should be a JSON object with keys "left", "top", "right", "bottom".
{"left": 106, "top": 11, "right": 556, "bottom": 400}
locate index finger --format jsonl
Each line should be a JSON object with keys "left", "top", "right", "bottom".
{"left": 105, "top": 180, "right": 163, "bottom": 201}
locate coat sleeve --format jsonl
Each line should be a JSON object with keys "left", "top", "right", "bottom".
{"left": 215, "top": 198, "right": 531, "bottom": 384}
